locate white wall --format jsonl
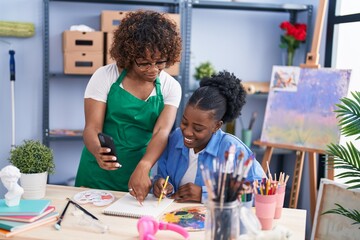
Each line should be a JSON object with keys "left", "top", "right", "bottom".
{"left": 0, "top": 0, "right": 44, "bottom": 188}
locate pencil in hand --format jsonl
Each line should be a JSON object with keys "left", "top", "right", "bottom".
{"left": 158, "top": 176, "right": 169, "bottom": 206}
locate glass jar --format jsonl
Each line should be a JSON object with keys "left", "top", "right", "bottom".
{"left": 205, "top": 200, "right": 240, "bottom": 240}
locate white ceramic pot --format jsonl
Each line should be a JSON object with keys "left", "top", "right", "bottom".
{"left": 20, "top": 172, "right": 48, "bottom": 199}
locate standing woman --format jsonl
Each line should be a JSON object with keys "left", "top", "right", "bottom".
{"left": 75, "top": 10, "right": 182, "bottom": 203}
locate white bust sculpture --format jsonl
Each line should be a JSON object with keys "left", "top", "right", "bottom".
{"left": 0, "top": 165, "right": 24, "bottom": 207}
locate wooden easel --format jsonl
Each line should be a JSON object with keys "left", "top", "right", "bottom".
{"left": 254, "top": 0, "right": 329, "bottom": 222}
{"left": 300, "top": 0, "right": 328, "bottom": 69}
{"left": 253, "top": 141, "right": 333, "bottom": 222}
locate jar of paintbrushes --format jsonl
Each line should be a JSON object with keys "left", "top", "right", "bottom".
{"left": 205, "top": 199, "right": 240, "bottom": 240}
{"left": 201, "top": 145, "right": 256, "bottom": 239}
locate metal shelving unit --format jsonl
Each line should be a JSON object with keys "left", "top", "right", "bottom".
{"left": 43, "top": 0, "right": 313, "bottom": 147}
{"left": 42, "top": 0, "right": 182, "bottom": 146}
{"left": 178, "top": 0, "right": 313, "bottom": 119}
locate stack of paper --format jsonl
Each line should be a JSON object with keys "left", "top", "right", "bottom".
{"left": 0, "top": 199, "right": 58, "bottom": 237}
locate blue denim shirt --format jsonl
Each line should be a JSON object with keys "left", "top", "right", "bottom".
{"left": 154, "top": 128, "right": 265, "bottom": 202}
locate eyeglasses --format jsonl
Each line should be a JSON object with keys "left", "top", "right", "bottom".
{"left": 134, "top": 59, "right": 167, "bottom": 71}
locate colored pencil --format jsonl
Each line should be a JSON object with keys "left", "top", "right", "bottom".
{"left": 158, "top": 176, "right": 169, "bottom": 206}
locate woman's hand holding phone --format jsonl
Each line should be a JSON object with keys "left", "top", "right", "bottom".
{"left": 97, "top": 133, "right": 122, "bottom": 169}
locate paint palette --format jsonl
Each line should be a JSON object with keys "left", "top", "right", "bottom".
{"left": 161, "top": 206, "right": 206, "bottom": 231}
{"left": 73, "top": 190, "right": 115, "bottom": 206}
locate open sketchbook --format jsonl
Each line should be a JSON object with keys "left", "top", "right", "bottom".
{"left": 102, "top": 193, "right": 174, "bottom": 218}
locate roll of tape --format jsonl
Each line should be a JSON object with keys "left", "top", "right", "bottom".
{"left": 242, "top": 82, "right": 269, "bottom": 94}
{"left": 246, "top": 85, "right": 256, "bottom": 94}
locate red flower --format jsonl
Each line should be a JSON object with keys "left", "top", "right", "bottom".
{"left": 295, "top": 23, "right": 307, "bottom": 32}
{"left": 279, "top": 21, "right": 307, "bottom": 49}
{"left": 280, "top": 21, "right": 292, "bottom": 30}
{"left": 279, "top": 21, "right": 307, "bottom": 65}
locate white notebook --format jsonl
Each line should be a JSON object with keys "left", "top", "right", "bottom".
{"left": 102, "top": 193, "right": 174, "bottom": 218}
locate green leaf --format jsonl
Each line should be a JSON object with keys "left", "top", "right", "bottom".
{"left": 279, "top": 43, "right": 287, "bottom": 49}
{"left": 8, "top": 140, "right": 55, "bottom": 174}
{"left": 322, "top": 203, "right": 360, "bottom": 228}
{"left": 193, "top": 62, "right": 216, "bottom": 81}
{"left": 334, "top": 92, "right": 360, "bottom": 138}
{"left": 325, "top": 92, "right": 360, "bottom": 189}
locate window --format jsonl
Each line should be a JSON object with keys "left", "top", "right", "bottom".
{"left": 324, "top": 0, "right": 360, "bottom": 181}
{"left": 325, "top": 0, "right": 360, "bottom": 71}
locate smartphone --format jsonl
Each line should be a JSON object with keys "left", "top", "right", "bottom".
{"left": 98, "top": 133, "right": 118, "bottom": 160}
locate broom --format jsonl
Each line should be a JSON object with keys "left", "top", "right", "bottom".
{"left": 0, "top": 21, "right": 35, "bottom": 149}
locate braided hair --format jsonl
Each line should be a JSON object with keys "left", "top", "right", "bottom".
{"left": 188, "top": 70, "right": 247, "bottom": 123}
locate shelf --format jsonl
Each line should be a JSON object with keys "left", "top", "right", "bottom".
{"left": 49, "top": 0, "right": 179, "bottom": 6}
{"left": 43, "top": 0, "right": 312, "bottom": 148}
{"left": 48, "top": 129, "right": 83, "bottom": 141}
{"left": 42, "top": 0, "right": 312, "bottom": 187}
{"left": 43, "top": 0, "right": 181, "bottom": 146}
{"left": 251, "top": 145, "right": 294, "bottom": 156}
{"left": 191, "top": 1, "right": 310, "bottom": 12}
{"left": 49, "top": 73, "right": 92, "bottom": 78}
{"left": 48, "top": 135, "right": 83, "bottom": 141}
{"left": 180, "top": 1, "right": 313, "bottom": 127}
{"left": 246, "top": 93, "right": 268, "bottom": 100}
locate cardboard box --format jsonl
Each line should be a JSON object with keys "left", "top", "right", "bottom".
{"left": 101, "top": 10, "right": 131, "bottom": 32}
{"left": 101, "top": 11, "right": 181, "bottom": 32}
{"left": 64, "top": 51, "right": 103, "bottom": 75}
{"left": 105, "top": 32, "right": 115, "bottom": 65}
{"left": 63, "top": 31, "right": 103, "bottom": 52}
{"left": 165, "top": 13, "right": 181, "bottom": 32}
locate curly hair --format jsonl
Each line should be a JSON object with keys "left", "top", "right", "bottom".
{"left": 110, "top": 10, "right": 182, "bottom": 69}
{"left": 188, "top": 70, "right": 247, "bottom": 123}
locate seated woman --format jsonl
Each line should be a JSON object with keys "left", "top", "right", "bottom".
{"left": 153, "top": 70, "right": 265, "bottom": 203}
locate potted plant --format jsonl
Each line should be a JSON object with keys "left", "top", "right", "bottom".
{"left": 9, "top": 139, "right": 55, "bottom": 199}
{"left": 194, "top": 61, "right": 216, "bottom": 81}
{"left": 323, "top": 91, "right": 360, "bottom": 225}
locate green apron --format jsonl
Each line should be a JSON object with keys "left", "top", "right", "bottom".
{"left": 75, "top": 69, "right": 164, "bottom": 191}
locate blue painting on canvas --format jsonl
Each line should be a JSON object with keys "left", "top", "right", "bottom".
{"left": 261, "top": 66, "right": 351, "bottom": 151}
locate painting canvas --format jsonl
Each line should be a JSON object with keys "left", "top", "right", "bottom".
{"left": 261, "top": 66, "right": 351, "bottom": 151}
{"left": 311, "top": 179, "right": 360, "bottom": 240}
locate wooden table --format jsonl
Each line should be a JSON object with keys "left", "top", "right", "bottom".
{"left": 11, "top": 185, "right": 307, "bottom": 240}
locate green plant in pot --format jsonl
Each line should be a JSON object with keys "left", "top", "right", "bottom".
{"left": 323, "top": 91, "right": 360, "bottom": 225}
{"left": 194, "top": 61, "right": 216, "bottom": 81}
{"left": 9, "top": 139, "right": 55, "bottom": 199}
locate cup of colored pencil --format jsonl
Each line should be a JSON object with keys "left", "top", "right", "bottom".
{"left": 264, "top": 162, "right": 290, "bottom": 220}
{"left": 253, "top": 178, "right": 277, "bottom": 230}
{"left": 274, "top": 172, "right": 289, "bottom": 219}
